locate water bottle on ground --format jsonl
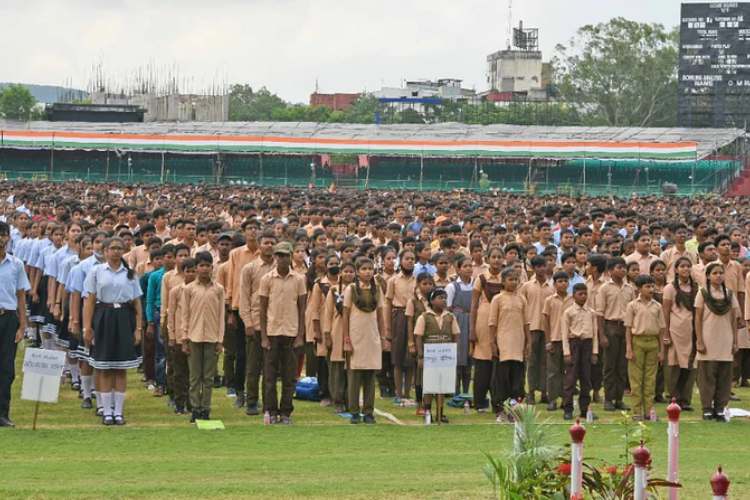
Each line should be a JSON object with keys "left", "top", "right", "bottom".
{"left": 464, "top": 400, "right": 470, "bottom": 415}
{"left": 424, "top": 409, "right": 431, "bottom": 425}
{"left": 263, "top": 411, "right": 272, "bottom": 425}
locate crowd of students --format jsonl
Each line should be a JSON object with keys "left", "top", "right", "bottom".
{"left": 0, "top": 181, "right": 748, "bottom": 427}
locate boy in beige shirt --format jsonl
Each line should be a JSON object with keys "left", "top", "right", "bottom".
{"left": 181, "top": 252, "right": 225, "bottom": 423}
{"left": 624, "top": 274, "right": 666, "bottom": 421}
{"left": 561, "top": 283, "right": 599, "bottom": 421}
{"left": 542, "top": 271, "right": 571, "bottom": 411}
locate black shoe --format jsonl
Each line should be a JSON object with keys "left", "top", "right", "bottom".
{"left": 546, "top": 401, "right": 557, "bottom": 411}
{"left": 102, "top": 415, "right": 114, "bottom": 426}
{"left": 202, "top": 410, "right": 210, "bottom": 420}
{"left": 363, "top": 414, "right": 376, "bottom": 424}
{"left": 592, "top": 390, "right": 601, "bottom": 403}
{"left": 81, "top": 397, "right": 93, "bottom": 409}
{"left": 190, "top": 411, "right": 198, "bottom": 423}
{"left": 654, "top": 394, "right": 666, "bottom": 404}
{"left": 350, "top": 413, "right": 362, "bottom": 424}
{"left": 114, "top": 415, "right": 126, "bottom": 426}
{"left": 245, "top": 403, "right": 260, "bottom": 416}
{"left": 72, "top": 381, "right": 81, "bottom": 391}
{"left": 615, "top": 401, "right": 630, "bottom": 411}
{"left": 0, "top": 416, "right": 15, "bottom": 427}
{"left": 234, "top": 392, "right": 246, "bottom": 409}
{"left": 96, "top": 407, "right": 104, "bottom": 417}
{"left": 539, "top": 393, "right": 549, "bottom": 404}
{"left": 714, "top": 412, "right": 727, "bottom": 422}
{"left": 603, "top": 401, "right": 616, "bottom": 411}
{"left": 174, "top": 406, "right": 187, "bottom": 415}
{"left": 563, "top": 411, "right": 573, "bottom": 420}
{"left": 702, "top": 411, "right": 714, "bottom": 421}
{"left": 439, "top": 414, "right": 449, "bottom": 424}
{"left": 213, "top": 375, "right": 223, "bottom": 388}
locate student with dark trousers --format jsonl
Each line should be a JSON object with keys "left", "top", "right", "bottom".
{"left": 0, "top": 222, "right": 31, "bottom": 427}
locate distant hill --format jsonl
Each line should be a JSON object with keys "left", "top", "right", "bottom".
{"left": 0, "top": 83, "right": 88, "bottom": 104}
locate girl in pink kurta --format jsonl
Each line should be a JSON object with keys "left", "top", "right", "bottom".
{"left": 343, "top": 258, "right": 386, "bottom": 424}
{"left": 322, "top": 261, "right": 355, "bottom": 414}
{"left": 488, "top": 267, "right": 529, "bottom": 422}
{"left": 662, "top": 256, "right": 698, "bottom": 410}
{"left": 470, "top": 246, "right": 504, "bottom": 412}
{"left": 695, "top": 262, "right": 741, "bottom": 421}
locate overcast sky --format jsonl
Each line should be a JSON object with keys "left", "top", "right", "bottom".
{"left": 1, "top": 0, "right": 694, "bottom": 103}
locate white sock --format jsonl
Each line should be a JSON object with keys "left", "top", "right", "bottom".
{"left": 69, "top": 363, "right": 80, "bottom": 383}
{"left": 100, "top": 392, "right": 113, "bottom": 417}
{"left": 114, "top": 392, "right": 125, "bottom": 416}
{"left": 81, "top": 376, "right": 93, "bottom": 399}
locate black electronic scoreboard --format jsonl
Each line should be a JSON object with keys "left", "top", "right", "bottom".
{"left": 678, "top": 2, "right": 750, "bottom": 128}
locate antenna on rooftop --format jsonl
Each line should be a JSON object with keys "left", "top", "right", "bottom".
{"left": 506, "top": 0, "right": 513, "bottom": 50}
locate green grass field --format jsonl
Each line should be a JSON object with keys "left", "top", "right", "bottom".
{"left": 2, "top": 344, "right": 749, "bottom": 499}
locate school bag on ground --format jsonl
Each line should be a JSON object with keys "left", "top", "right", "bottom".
{"left": 294, "top": 377, "right": 321, "bottom": 401}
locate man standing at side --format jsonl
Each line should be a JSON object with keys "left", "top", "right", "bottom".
{"left": 0, "top": 221, "right": 31, "bottom": 427}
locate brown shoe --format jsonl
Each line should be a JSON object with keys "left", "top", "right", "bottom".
{"left": 153, "top": 386, "right": 165, "bottom": 397}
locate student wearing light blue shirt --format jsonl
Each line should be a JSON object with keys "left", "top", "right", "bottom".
{"left": 83, "top": 236, "right": 143, "bottom": 426}
{"left": 0, "top": 221, "right": 31, "bottom": 427}
{"left": 66, "top": 232, "right": 106, "bottom": 412}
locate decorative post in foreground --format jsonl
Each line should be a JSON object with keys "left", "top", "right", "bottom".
{"left": 632, "top": 441, "right": 651, "bottom": 500}
{"left": 666, "top": 398, "right": 681, "bottom": 500}
{"left": 711, "top": 466, "right": 730, "bottom": 499}
{"left": 569, "top": 419, "right": 585, "bottom": 499}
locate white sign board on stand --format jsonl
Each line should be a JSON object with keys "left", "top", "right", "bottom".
{"left": 21, "top": 348, "right": 66, "bottom": 403}
{"left": 422, "top": 343, "right": 457, "bottom": 395}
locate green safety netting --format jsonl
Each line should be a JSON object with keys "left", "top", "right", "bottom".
{"left": 0, "top": 149, "right": 740, "bottom": 196}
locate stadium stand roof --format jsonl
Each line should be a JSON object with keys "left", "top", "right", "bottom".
{"left": 0, "top": 120, "right": 744, "bottom": 162}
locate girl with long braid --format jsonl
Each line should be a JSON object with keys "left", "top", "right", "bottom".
{"left": 662, "top": 256, "right": 698, "bottom": 410}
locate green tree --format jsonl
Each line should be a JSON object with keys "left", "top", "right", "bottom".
{"left": 228, "top": 84, "right": 289, "bottom": 121}
{"left": 553, "top": 17, "right": 678, "bottom": 127}
{"left": 342, "top": 95, "right": 379, "bottom": 123}
{"left": 0, "top": 84, "right": 37, "bottom": 121}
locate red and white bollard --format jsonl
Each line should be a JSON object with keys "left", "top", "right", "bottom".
{"left": 632, "top": 441, "right": 651, "bottom": 500}
{"left": 666, "top": 398, "right": 681, "bottom": 500}
{"left": 711, "top": 466, "right": 730, "bottom": 499}
{"left": 569, "top": 419, "right": 586, "bottom": 499}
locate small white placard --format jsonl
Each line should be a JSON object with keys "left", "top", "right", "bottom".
{"left": 423, "top": 343, "right": 457, "bottom": 394}
{"left": 21, "top": 348, "right": 66, "bottom": 403}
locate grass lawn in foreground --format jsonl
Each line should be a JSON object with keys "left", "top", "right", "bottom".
{"left": 2, "top": 344, "right": 750, "bottom": 499}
